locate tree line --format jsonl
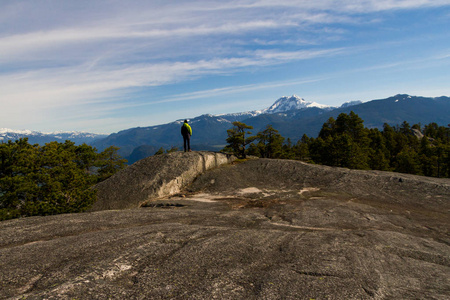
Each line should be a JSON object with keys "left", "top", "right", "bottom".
{"left": 224, "top": 111, "right": 450, "bottom": 178}
{"left": 0, "top": 139, "right": 127, "bottom": 220}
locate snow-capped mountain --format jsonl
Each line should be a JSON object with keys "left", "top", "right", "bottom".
{"left": 340, "top": 100, "right": 363, "bottom": 108}
{"left": 90, "top": 94, "right": 450, "bottom": 163}
{"left": 0, "top": 128, "right": 107, "bottom": 145}
{"left": 216, "top": 95, "right": 330, "bottom": 121}
{"left": 263, "top": 95, "right": 330, "bottom": 114}
{"left": 215, "top": 111, "right": 262, "bottom": 122}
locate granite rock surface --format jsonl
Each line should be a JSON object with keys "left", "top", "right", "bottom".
{"left": 1, "top": 154, "right": 449, "bottom": 299}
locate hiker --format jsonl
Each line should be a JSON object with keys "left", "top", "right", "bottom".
{"left": 181, "top": 119, "right": 192, "bottom": 152}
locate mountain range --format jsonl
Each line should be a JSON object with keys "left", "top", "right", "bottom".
{"left": 2, "top": 94, "right": 449, "bottom": 164}
{"left": 92, "top": 94, "right": 450, "bottom": 163}
{"left": 0, "top": 129, "right": 107, "bottom": 145}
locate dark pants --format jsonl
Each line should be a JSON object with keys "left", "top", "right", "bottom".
{"left": 183, "top": 134, "right": 191, "bottom": 152}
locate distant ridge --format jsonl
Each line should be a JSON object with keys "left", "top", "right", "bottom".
{"left": 90, "top": 94, "right": 449, "bottom": 162}
{"left": 0, "top": 128, "right": 107, "bottom": 145}
{"left": 340, "top": 100, "right": 363, "bottom": 108}
{"left": 4, "top": 94, "right": 449, "bottom": 163}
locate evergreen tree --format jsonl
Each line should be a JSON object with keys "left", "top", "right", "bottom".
{"left": 399, "top": 121, "right": 411, "bottom": 135}
{"left": 309, "top": 137, "right": 328, "bottom": 165}
{"left": 154, "top": 147, "right": 165, "bottom": 156}
{"left": 318, "top": 117, "right": 336, "bottom": 139}
{"left": 247, "top": 142, "right": 261, "bottom": 157}
{"left": 420, "top": 137, "right": 436, "bottom": 176}
{"left": 0, "top": 139, "right": 127, "bottom": 220}
{"left": 382, "top": 123, "right": 397, "bottom": 163}
{"left": 394, "top": 150, "right": 421, "bottom": 175}
{"left": 281, "top": 138, "right": 295, "bottom": 159}
{"left": 218, "top": 115, "right": 450, "bottom": 179}
{"left": 314, "top": 112, "right": 369, "bottom": 169}
{"left": 442, "top": 144, "right": 450, "bottom": 177}
{"left": 255, "top": 125, "right": 284, "bottom": 158}
{"left": 0, "top": 139, "right": 40, "bottom": 219}
{"left": 294, "top": 134, "right": 311, "bottom": 162}
{"left": 368, "top": 129, "right": 390, "bottom": 171}
{"left": 166, "top": 146, "right": 179, "bottom": 153}
{"left": 224, "top": 122, "right": 256, "bottom": 158}
{"left": 97, "top": 146, "right": 127, "bottom": 181}
{"left": 75, "top": 143, "right": 98, "bottom": 174}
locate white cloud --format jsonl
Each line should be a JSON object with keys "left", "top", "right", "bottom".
{"left": 1, "top": 47, "right": 344, "bottom": 108}
{"left": 243, "top": 0, "right": 450, "bottom": 12}
{"left": 254, "top": 48, "right": 345, "bottom": 61}
{"left": 151, "top": 77, "right": 327, "bottom": 105}
{"left": 0, "top": 20, "right": 292, "bottom": 58}
{"left": 1, "top": 0, "right": 449, "bottom": 132}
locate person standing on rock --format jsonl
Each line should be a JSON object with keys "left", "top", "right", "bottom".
{"left": 181, "top": 119, "right": 192, "bottom": 152}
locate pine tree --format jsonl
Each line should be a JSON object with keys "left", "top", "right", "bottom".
{"left": 309, "top": 137, "right": 329, "bottom": 165}
{"left": 318, "top": 117, "right": 336, "bottom": 139}
{"left": 154, "top": 147, "right": 165, "bottom": 156}
{"left": 394, "top": 150, "right": 421, "bottom": 175}
{"left": 166, "top": 146, "right": 179, "bottom": 153}
{"left": 294, "top": 134, "right": 311, "bottom": 162}
{"left": 247, "top": 142, "right": 261, "bottom": 157}
{"left": 255, "top": 125, "right": 284, "bottom": 158}
{"left": 224, "top": 122, "right": 256, "bottom": 158}
{"left": 315, "top": 112, "right": 370, "bottom": 169}
{"left": 368, "top": 129, "right": 390, "bottom": 171}
{"left": 97, "top": 146, "right": 128, "bottom": 181}
{"left": 281, "top": 138, "right": 295, "bottom": 159}
{"left": 75, "top": 143, "right": 98, "bottom": 174}
{"left": 1, "top": 139, "right": 127, "bottom": 220}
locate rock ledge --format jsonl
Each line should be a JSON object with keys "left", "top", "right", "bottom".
{"left": 92, "top": 151, "right": 236, "bottom": 211}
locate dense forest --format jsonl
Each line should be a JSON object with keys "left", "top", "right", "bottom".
{"left": 225, "top": 112, "right": 450, "bottom": 178}
{"left": 0, "top": 139, "right": 127, "bottom": 220}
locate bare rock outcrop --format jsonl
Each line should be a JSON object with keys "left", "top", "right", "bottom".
{"left": 0, "top": 158, "right": 449, "bottom": 299}
{"left": 91, "top": 151, "right": 235, "bottom": 211}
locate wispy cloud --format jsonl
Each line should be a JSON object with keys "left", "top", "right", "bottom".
{"left": 1, "top": 47, "right": 346, "bottom": 105}
{"left": 0, "top": 20, "right": 293, "bottom": 58}
{"left": 1, "top": 0, "right": 449, "bottom": 132}
{"left": 244, "top": 0, "right": 450, "bottom": 12}
{"left": 147, "top": 47, "right": 450, "bottom": 106}
{"left": 140, "top": 78, "right": 329, "bottom": 105}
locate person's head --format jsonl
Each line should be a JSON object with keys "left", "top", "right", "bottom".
{"left": 184, "top": 119, "right": 188, "bottom": 123}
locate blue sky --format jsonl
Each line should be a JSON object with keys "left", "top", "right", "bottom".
{"left": 1, "top": 0, "right": 450, "bottom": 134}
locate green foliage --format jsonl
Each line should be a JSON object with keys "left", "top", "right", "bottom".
{"left": 253, "top": 125, "right": 284, "bottom": 158}
{"left": 96, "top": 146, "right": 128, "bottom": 182}
{"left": 0, "top": 139, "right": 127, "bottom": 221}
{"left": 281, "top": 138, "right": 295, "bottom": 160}
{"left": 234, "top": 112, "right": 450, "bottom": 179}
{"left": 154, "top": 147, "right": 165, "bottom": 155}
{"left": 313, "top": 112, "right": 370, "bottom": 169}
{"left": 154, "top": 146, "right": 179, "bottom": 156}
{"left": 308, "top": 114, "right": 450, "bottom": 177}
{"left": 293, "top": 134, "right": 312, "bottom": 162}
{"left": 367, "top": 129, "right": 390, "bottom": 171}
{"left": 223, "top": 122, "right": 256, "bottom": 158}
{"left": 166, "top": 146, "right": 179, "bottom": 153}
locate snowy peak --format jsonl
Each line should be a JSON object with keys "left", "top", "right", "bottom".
{"left": 0, "top": 128, "right": 37, "bottom": 136}
{"left": 0, "top": 128, "right": 107, "bottom": 145}
{"left": 340, "top": 100, "right": 363, "bottom": 108}
{"left": 214, "top": 95, "right": 330, "bottom": 121}
{"left": 264, "top": 95, "right": 329, "bottom": 114}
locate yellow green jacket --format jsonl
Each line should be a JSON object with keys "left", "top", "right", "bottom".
{"left": 181, "top": 122, "right": 192, "bottom": 136}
